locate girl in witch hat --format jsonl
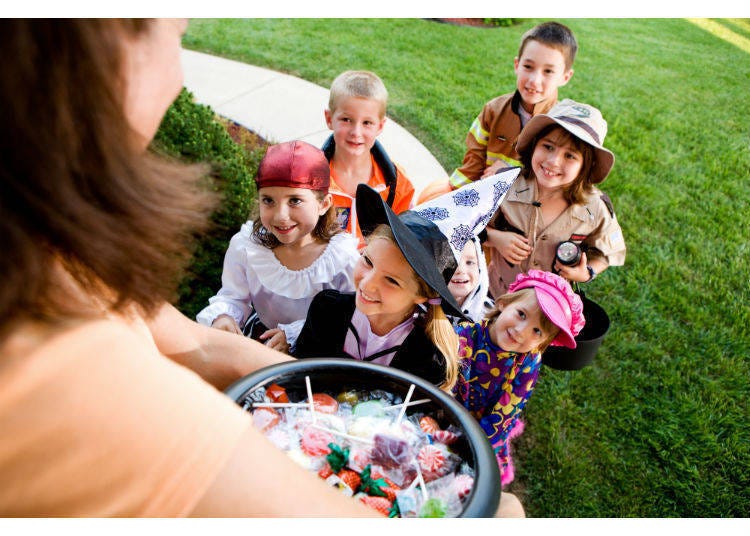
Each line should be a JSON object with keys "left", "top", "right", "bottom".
{"left": 294, "top": 168, "right": 521, "bottom": 391}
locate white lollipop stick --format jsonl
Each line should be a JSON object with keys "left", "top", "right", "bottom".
{"left": 305, "top": 375, "right": 316, "bottom": 423}
{"left": 383, "top": 399, "right": 431, "bottom": 411}
{"left": 395, "top": 384, "right": 415, "bottom": 425}
{"left": 311, "top": 423, "right": 374, "bottom": 445}
{"left": 251, "top": 402, "right": 311, "bottom": 409}
{"left": 414, "top": 460, "right": 429, "bottom": 502}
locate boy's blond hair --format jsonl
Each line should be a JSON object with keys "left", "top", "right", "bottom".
{"left": 518, "top": 21, "right": 578, "bottom": 70}
{"left": 328, "top": 70, "right": 388, "bottom": 118}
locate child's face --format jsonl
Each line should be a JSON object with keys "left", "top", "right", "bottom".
{"left": 258, "top": 187, "right": 331, "bottom": 247}
{"left": 489, "top": 293, "right": 550, "bottom": 353}
{"left": 531, "top": 127, "right": 584, "bottom": 192}
{"left": 513, "top": 40, "right": 573, "bottom": 113}
{"left": 324, "top": 96, "right": 385, "bottom": 160}
{"left": 353, "top": 237, "right": 426, "bottom": 332}
{"left": 448, "top": 241, "right": 480, "bottom": 307}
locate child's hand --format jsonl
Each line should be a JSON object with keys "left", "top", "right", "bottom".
{"left": 259, "top": 328, "right": 290, "bottom": 354}
{"left": 486, "top": 228, "right": 532, "bottom": 264}
{"left": 554, "top": 252, "right": 590, "bottom": 283}
{"left": 211, "top": 314, "right": 243, "bottom": 335}
{"left": 481, "top": 160, "right": 511, "bottom": 178}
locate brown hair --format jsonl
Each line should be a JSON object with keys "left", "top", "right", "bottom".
{"left": 368, "top": 225, "right": 460, "bottom": 392}
{"left": 250, "top": 191, "right": 341, "bottom": 249}
{"left": 486, "top": 288, "right": 559, "bottom": 352}
{"left": 518, "top": 124, "right": 598, "bottom": 205}
{"left": 518, "top": 21, "right": 578, "bottom": 70}
{"left": 0, "top": 19, "right": 216, "bottom": 341}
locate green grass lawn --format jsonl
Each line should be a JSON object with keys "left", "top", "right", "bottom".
{"left": 182, "top": 18, "right": 750, "bottom": 517}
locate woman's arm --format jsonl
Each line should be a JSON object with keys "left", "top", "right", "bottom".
{"left": 189, "top": 425, "right": 378, "bottom": 517}
{"left": 147, "top": 302, "right": 293, "bottom": 391}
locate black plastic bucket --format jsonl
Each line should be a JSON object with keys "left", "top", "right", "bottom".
{"left": 542, "top": 293, "right": 610, "bottom": 371}
{"left": 224, "top": 358, "right": 501, "bottom": 517}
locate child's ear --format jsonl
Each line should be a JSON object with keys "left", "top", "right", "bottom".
{"left": 560, "top": 68, "right": 574, "bottom": 86}
{"left": 319, "top": 193, "right": 333, "bottom": 215}
{"left": 376, "top": 116, "right": 386, "bottom": 136}
{"left": 324, "top": 109, "right": 333, "bottom": 130}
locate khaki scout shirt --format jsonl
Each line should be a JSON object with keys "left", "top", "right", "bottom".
{"left": 486, "top": 175, "right": 626, "bottom": 298}
{"left": 449, "top": 91, "right": 558, "bottom": 188}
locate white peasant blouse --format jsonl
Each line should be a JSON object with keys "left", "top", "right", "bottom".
{"left": 196, "top": 222, "right": 360, "bottom": 349}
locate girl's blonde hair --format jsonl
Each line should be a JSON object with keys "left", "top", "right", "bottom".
{"left": 368, "top": 224, "right": 460, "bottom": 392}
{"left": 487, "top": 288, "right": 559, "bottom": 353}
{"left": 250, "top": 191, "right": 340, "bottom": 249}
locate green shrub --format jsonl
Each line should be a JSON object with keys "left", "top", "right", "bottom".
{"left": 152, "top": 88, "right": 266, "bottom": 319}
{"left": 482, "top": 18, "right": 518, "bottom": 27}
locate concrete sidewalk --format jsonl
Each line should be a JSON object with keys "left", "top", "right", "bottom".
{"left": 180, "top": 49, "right": 448, "bottom": 196}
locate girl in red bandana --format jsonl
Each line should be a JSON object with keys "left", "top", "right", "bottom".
{"left": 197, "top": 140, "right": 360, "bottom": 354}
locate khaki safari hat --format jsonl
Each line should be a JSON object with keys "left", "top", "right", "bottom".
{"left": 515, "top": 99, "right": 615, "bottom": 184}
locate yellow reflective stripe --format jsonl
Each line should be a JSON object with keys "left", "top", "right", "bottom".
{"left": 468, "top": 117, "right": 489, "bottom": 146}
{"left": 486, "top": 151, "right": 522, "bottom": 168}
{"left": 449, "top": 169, "right": 472, "bottom": 189}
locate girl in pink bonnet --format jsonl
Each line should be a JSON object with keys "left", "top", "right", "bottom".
{"left": 453, "top": 269, "right": 584, "bottom": 486}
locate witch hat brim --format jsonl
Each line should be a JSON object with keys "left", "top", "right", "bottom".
{"left": 356, "top": 183, "right": 466, "bottom": 321}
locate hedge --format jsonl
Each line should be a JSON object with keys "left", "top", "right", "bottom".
{"left": 152, "top": 88, "right": 266, "bottom": 319}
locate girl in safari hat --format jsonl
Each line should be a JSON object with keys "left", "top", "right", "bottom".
{"left": 484, "top": 99, "right": 627, "bottom": 297}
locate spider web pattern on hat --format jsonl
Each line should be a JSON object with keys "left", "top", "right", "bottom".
{"left": 413, "top": 167, "right": 520, "bottom": 262}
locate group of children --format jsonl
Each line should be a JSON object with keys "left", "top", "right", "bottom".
{"left": 196, "top": 21, "right": 626, "bottom": 489}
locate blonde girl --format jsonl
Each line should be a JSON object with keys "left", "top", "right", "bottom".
{"left": 295, "top": 184, "right": 464, "bottom": 391}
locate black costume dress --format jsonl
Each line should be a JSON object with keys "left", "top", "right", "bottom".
{"left": 294, "top": 289, "right": 448, "bottom": 387}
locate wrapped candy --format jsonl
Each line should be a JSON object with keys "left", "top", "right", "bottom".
{"left": 266, "top": 383, "right": 289, "bottom": 403}
{"left": 251, "top": 407, "right": 280, "bottom": 432}
{"left": 371, "top": 434, "right": 412, "bottom": 469}
{"left": 300, "top": 425, "right": 334, "bottom": 457}
{"left": 310, "top": 393, "right": 339, "bottom": 414}
{"left": 246, "top": 382, "right": 475, "bottom": 518}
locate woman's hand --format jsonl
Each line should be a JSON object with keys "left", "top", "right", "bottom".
{"left": 485, "top": 228, "right": 532, "bottom": 265}
{"left": 211, "top": 314, "right": 243, "bottom": 335}
{"left": 259, "top": 328, "right": 290, "bottom": 354}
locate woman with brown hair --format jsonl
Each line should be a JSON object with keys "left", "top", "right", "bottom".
{"left": 0, "top": 19, "right": 374, "bottom": 517}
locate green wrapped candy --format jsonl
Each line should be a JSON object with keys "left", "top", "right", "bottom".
{"left": 419, "top": 497, "right": 447, "bottom": 518}
{"left": 352, "top": 399, "right": 385, "bottom": 417}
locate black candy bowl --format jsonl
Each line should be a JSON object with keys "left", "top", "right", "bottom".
{"left": 224, "top": 358, "right": 501, "bottom": 518}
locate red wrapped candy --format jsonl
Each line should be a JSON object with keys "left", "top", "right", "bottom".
{"left": 266, "top": 383, "right": 289, "bottom": 403}
{"left": 432, "top": 429, "right": 458, "bottom": 445}
{"left": 311, "top": 393, "right": 339, "bottom": 414}
{"left": 419, "top": 415, "right": 440, "bottom": 435}
{"left": 452, "top": 473, "right": 474, "bottom": 500}
{"left": 252, "top": 407, "right": 281, "bottom": 432}
{"left": 300, "top": 425, "right": 334, "bottom": 457}
{"left": 417, "top": 444, "right": 446, "bottom": 481}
